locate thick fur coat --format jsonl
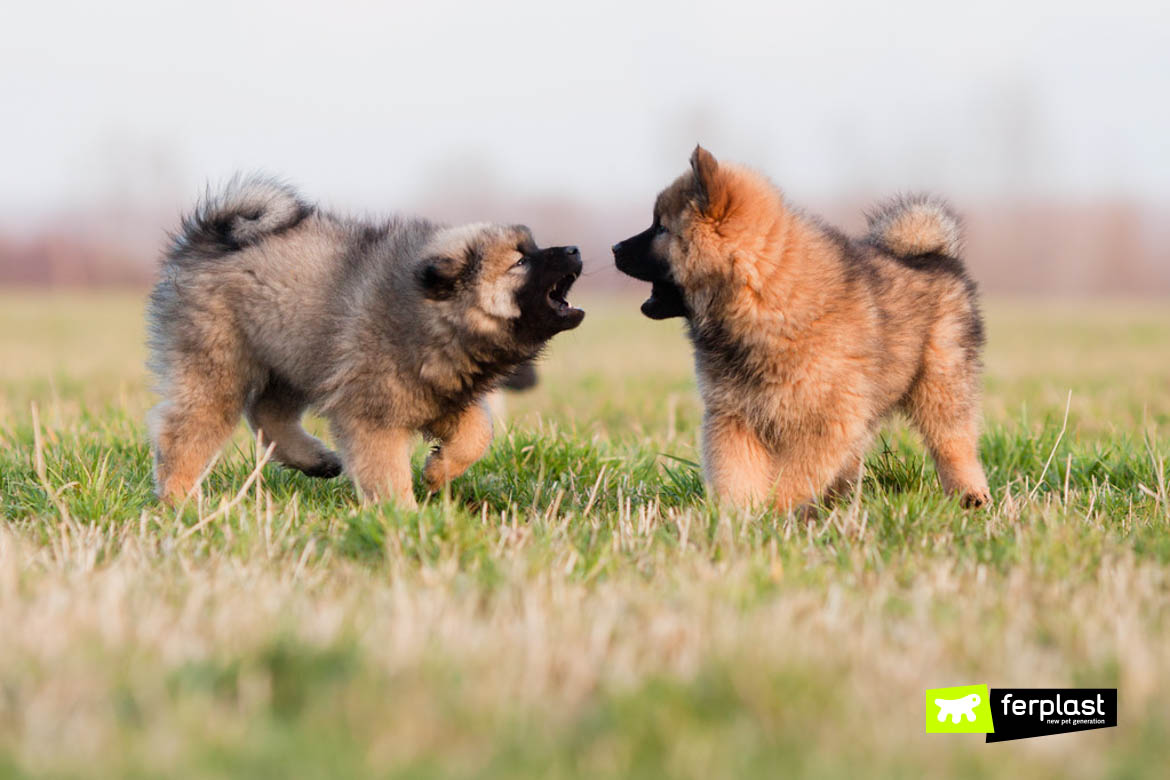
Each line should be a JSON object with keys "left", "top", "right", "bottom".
{"left": 147, "top": 176, "right": 583, "bottom": 506}
{"left": 614, "top": 147, "right": 990, "bottom": 511}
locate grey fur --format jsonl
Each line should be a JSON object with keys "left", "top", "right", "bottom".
{"left": 170, "top": 174, "right": 314, "bottom": 260}
{"left": 147, "top": 177, "right": 584, "bottom": 506}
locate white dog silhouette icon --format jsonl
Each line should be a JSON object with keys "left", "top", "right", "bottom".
{"left": 935, "top": 693, "right": 981, "bottom": 723}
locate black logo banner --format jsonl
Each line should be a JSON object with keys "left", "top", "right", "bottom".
{"left": 986, "top": 688, "right": 1117, "bottom": 743}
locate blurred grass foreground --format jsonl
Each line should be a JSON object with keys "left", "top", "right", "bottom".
{"left": 1, "top": 290, "right": 1169, "bottom": 778}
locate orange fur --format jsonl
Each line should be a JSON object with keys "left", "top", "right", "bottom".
{"left": 632, "top": 147, "right": 991, "bottom": 512}
{"left": 423, "top": 401, "right": 494, "bottom": 493}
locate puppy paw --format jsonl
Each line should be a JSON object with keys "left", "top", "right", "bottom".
{"left": 423, "top": 453, "right": 472, "bottom": 493}
{"left": 797, "top": 503, "right": 822, "bottom": 524}
{"left": 299, "top": 451, "right": 344, "bottom": 479}
{"left": 356, "top": 486, "right": 418, "bottom": 511}
{"left": 423, "top": 460, "right": 448, "bottom": 493}
{"left": 960, "top": 488, "right": 992, "bottom": 509}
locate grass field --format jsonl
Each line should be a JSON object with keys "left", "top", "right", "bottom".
{"left": 1, "top": 290, "right": 1169, "bottom": 778}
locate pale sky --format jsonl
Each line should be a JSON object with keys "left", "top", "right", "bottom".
{"left": 2, "top": 0, "right": 1168, "bottom": 224}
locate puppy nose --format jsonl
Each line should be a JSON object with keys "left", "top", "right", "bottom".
{"left": 611, "top": 242, "right": 623, "bottom": 254}
{"left": 564, "top": 245, "right": 579, "bottom": 255}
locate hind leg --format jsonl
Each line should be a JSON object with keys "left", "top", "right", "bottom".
{"left": 147, "top": 284, "right": 264, "bottom": 503}
{"left": 149, "top": 366, "right": 249, "bottom": 504}
{"left": 423, "top": 401, "right": 493, "bottom": 492}
{"left": 904, "top": 319, "right": 991, "bottom": 508}
{"left": 246, "top": 377, "right": 342, "bottom": 479}
{"left": 914, "top": 413, "right": 990, "bottom": 508}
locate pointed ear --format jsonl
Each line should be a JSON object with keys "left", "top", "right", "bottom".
{"left": 689, "top": 145, "right": 726, "bottom": 220}
{"left": 418, "top": 254, "right": 462, "bottom": 300}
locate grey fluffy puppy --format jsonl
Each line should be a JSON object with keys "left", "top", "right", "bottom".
{"left": 147, "top": 176, "right": 584, "bottom": 506}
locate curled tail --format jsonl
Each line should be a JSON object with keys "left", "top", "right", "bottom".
{"left": 866, "top": 194, "right": 963, "bottom": 258}
{"left": 170, "top": 174, "right": 313, "bottom": 260}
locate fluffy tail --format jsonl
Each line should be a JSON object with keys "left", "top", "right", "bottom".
{"left": 866, "top": 194, "right": 963, "bottom": 258}
{"left": 170, "top": 174, "right": 312, "bottom": 259}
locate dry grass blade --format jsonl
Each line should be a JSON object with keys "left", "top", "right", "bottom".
{"left": 179, "top": 440, "right": 276, "bottom": 540}
{"left": 30, "top": 402, "right": 72, "bottom": 523}
{"left": 1029, "top": 389, "right": 1072, "bottom": 501}
{"left": 1142, "top": 432, "right": 1167, "bottom": 515}
{"left": 582, "top": 464, "right": 607, "bottom": 516}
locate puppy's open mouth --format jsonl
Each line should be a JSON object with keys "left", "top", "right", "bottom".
{"left": 546, "top": 272, "right": 581, "bottom": 317}
{"left": 641, "top": 279, "right": 688, "bottom": 320}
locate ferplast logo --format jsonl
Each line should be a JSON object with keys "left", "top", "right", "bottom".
{"left": 985, "top": 688, "right": 1117, "bottom": 743}
{"left": 925, "top": 684, "right": 995, "bottom": 734}
{"left": 926, "top": 686, "right": 1118, "bottom": 741}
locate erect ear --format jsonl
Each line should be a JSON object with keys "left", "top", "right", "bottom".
{"left": 689, "top": 145, "right": 728, "bottom": 221}
{"left": 418, "top": 254, "right": 462, "bottom": 300}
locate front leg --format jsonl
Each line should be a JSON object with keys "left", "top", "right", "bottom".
{"left": 703, "top": 412, "right": 865, "bottom": 513}
{"left": 331, "top": 418, "right": 418, "bottom": 509}
{"left": 766, "top": 424, "right": 869, "bottom": 513}
{"left": 424, "top": 401, "right": 493, "bottom": 493}
{"left": 702, "top": 413, "right": 777, "bottom": 508}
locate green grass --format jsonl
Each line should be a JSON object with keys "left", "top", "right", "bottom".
{"left": 1, "top": 291, "right": 1168, "bottom": 778}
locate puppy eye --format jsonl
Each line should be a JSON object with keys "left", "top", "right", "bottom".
{"left": 655, "top": 224, "right": 668, "bottom": 235}
{"left": 512, "top": 256, "right": 528, "bottom": 268}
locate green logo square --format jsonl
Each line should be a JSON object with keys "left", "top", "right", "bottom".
{"left": 926, "top": 684, "right": 995, "bottom": 734}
